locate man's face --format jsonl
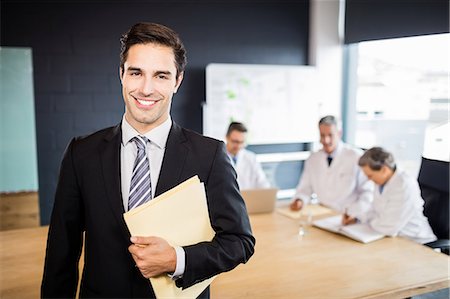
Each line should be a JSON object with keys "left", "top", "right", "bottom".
{"left": 361, "top": 165, "right": 389, "bottom": 186}
{"left": 319, "top": 124, "right": 341, "bottom": 154}
{"left": 120, "top": 43, "right": 183, "bottom": 133}
{"left": 226, "top": 130, "right": 246, "bottom": 156}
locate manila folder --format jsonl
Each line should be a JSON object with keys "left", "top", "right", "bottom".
{"left": 123, "top": 176, "right": 216, "bottom": 299}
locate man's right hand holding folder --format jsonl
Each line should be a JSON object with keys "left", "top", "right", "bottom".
{"left": 129, "top": 236, "right": 177, "bottom": 279}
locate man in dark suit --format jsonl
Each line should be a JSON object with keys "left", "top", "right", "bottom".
{"left": 41, "top": 22, "right": 255, "bottom": 298}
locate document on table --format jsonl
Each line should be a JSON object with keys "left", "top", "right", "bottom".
{"left": 123, "top": 175, "right": 216, "bottom": 299}
{"left": 276, "top": 204, "right": 334, "bottom": 219}
{"left": 313, "top": 215, "right": 385, "bottom": 244}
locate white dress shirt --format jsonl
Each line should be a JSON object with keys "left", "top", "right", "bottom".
{"left": 293, "top": 141, "right": 374, "bottom": 217}
{"left": 359, "top": 168, "right": 437, "bottom": 244}
{"left": 229, "top": 148, "right": 270, "bottom": 190}
{"left": 120, "top": 115, "right": 185, "bottom": 278}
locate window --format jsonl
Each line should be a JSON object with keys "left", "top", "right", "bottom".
{"left": 353, "top": 34, "right": 449, "bottom": 176}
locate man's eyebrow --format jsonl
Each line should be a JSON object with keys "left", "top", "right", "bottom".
{"left": 126, "top": 68, "right": 173, "bottom": 76}
{"left": 155, "top": 70, "right": 173, "bottom": 76}
{"left": 126, "top": 66, "right": 142, "bottom": 72}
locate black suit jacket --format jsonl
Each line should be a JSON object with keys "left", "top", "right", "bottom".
{"left": 41, "top": 122, "right": 255, "bottom": 298}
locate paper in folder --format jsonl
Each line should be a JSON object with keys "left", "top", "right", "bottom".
{"left": 123, "top": 176, "right": 216, "bottom": 299}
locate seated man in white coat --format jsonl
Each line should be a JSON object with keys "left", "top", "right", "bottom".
{"left": 226, "top": 122, "right": 270, "bottom": 190}
{"left": 290, "top": 115, "right": 373, "bottom": 218}
{"left": 344, "top": 147, "right": 436, "bottom": 244}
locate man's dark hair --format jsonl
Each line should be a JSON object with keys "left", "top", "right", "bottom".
{"left": 358, "top": 147, "right": 396, "bottom": 171}
{"left": 120, "top": 22, "right": 187, "bottom": 77}
{"left": 226, "top": 122, "right": 248, "bottom": 136}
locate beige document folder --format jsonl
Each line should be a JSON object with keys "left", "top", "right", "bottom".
{"left": 123, "top": 176, "right": 216, "bottom": 299}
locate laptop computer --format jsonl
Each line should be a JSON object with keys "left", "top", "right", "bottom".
{"left": 241, "top": 188, "right": 278, "bottom": 214}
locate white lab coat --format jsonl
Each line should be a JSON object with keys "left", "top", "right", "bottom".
{"left": 229, "top": 148, "right": 270, "bottom": 190}
{"left": 293, "top": 142, "right": 374, "bottom": 216}
{"left": 359, "top": 168, "right": 437, "bottom": 244}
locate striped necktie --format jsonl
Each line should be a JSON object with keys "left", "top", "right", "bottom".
{"left": 128, "top": 136, "right": 152, "bottom": 210}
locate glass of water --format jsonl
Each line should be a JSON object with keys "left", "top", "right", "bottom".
{"left": 298, "top": 210, "right": 313, "bottom": 237}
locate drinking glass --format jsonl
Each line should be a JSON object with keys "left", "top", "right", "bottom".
{"left": 298, "top": 210, "right": 313, "bottom": 237}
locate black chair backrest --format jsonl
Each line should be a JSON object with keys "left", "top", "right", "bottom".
{"left": 418, "top": 157, "right": 449, "bottom": 239}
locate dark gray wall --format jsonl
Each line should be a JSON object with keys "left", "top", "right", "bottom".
{"left": 1, "top": 1, "right": 310, "bottom": 224}
{"left": 345, "top": 0, "right": 449, "bottom": 44}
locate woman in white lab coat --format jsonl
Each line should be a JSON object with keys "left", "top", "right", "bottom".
{"left": 345, "top": 147, "right": 436, "bottom": 244}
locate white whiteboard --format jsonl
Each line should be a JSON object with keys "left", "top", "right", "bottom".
{"left": 203, "top": 63, "right": 321, "bottom": 144}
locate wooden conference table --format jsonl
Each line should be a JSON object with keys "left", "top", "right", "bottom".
{"left": 1, "top": 210, "right": 449, "bottom": 298}
{"left": 211, "top": 210, "right": 450, "bottom": 298}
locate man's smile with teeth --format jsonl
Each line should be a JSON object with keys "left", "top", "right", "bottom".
{"left": 137, "top": 99, "right": 155, "bottom": 106}
{"left": 133, "top": 95, "right": 157, "bottom": 106}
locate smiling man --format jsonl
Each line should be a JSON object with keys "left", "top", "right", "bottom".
{"left": 41, "top": 22, "right": 255, "bottom": 299}
{"left": 120, "top": 43, "right": 182, "bottom": 133}
{"left": 289, "top": 115, "right": 374, "bottom": 221}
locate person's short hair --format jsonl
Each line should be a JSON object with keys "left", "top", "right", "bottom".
{"left": 120, "top": 22, "right": 187, "bottom": 77}
{"left": 358, "top": 147, "right": 396, "bottom": 170}
{"left": 318, "top": 115, "right": 337, "bottom": 127}
{"left": 318, "top": 115, "right": 343, "bottom": 131}
{"left": 226, "top": 122, "right": 248, "bottom": 136}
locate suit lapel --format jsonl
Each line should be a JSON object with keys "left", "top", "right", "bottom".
{"left": 155, "top": 122, "right": 189, "bottom": 196}
{"left": 99, "top": 124, "right": 130, "bottom": 240}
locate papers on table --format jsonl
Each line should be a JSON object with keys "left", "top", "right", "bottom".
{"left": 313, "top": 215, "right": 385, "bottom": 244}
{"left": 123, "top": 175, "right": 215, "bottom": 299}
{"left": 276, "top": 204, "right": 334, "bottom": 220}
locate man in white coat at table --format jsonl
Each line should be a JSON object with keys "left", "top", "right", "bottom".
{"left": 343, "top": 147, "right": 436, "bottom": 244}
{"left": 290, "top": 115, "right": 374, "bottom": 218}
{"left": 225, "top": 122, "right": 270, "bottom": 190}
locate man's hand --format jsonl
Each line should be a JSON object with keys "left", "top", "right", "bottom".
{"left": 289, "top": 198, "right": 304, "bottom": 211}
{"left": 128, "top": 236, "right": 177, "bottom": 279}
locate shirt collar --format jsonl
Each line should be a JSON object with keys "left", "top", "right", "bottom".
{"left": 121, "top": 115, "right": 172, "bottom": 149}
{"left": 322, "top": 140, "right": 343, "bottom": 158}
{"left": 382, "top": 166, "right": 399, "bottom": 191}
{"left": 227, "top": 148, "right": 244, "bottom": 160}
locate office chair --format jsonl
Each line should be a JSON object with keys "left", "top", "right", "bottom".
{"left": 417, "top": 157, "right": 449, "bottom": 255}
